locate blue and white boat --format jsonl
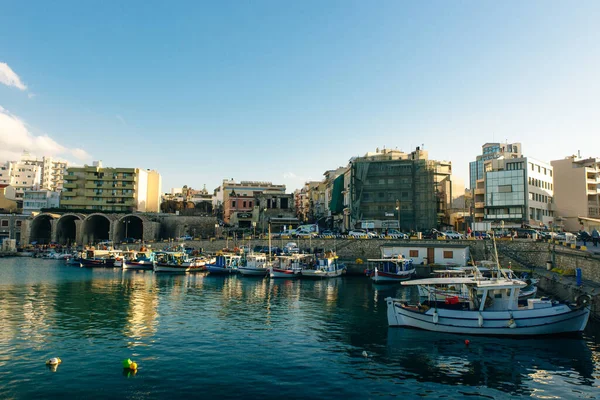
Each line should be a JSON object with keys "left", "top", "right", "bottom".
{"left": 205, "top": 254, "right": 242, "bottom": 274}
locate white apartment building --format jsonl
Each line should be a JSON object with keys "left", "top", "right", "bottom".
{"left": 551, "top": 154, "right": 600, "bottom": 231}
{"left": 0, "top": 152, "right": 68, "bottom": 199}
{"left": 23, "top": 190, "right": 61, "bottom": 215}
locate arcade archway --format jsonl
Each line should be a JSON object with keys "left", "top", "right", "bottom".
{"left": 56, "top": 214, "right": 82, "bottom": 245}
{"left": 114, "top": 215, "right": 144, "bottom": 243}
{"left": 30, "top": 214, "right": 54, "bottom": 245}
{"left": 83, "top": 214, "right": 111, "bottom": 245}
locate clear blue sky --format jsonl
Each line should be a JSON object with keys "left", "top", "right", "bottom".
{"left": 1, "top": 1, "right": 599, "bottom": 193}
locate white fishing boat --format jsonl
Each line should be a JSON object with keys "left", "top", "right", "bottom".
{"left": 238, "top": 253, "right": 270, "bottom": 276}
{"left": 366, "top": 255, "right": 415, "bottom": 283}
{"left": 300, "top": 251, "right": 346, "bottom": 279}
{"left": 386, "top": 237, "right": 591, "bottom": 336}
{"left": 269, "top": 254, "right": 307, "bottom": 278}
{"left": 122, "top": 250, "right": 155, "bottom": 271}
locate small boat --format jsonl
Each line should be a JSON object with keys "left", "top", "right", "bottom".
{"left": 365, "top": 255, "right": 415, "bottom": 283}
{"left": 123, "top": 251, "right": 155, "bottom": 271}
{"left": 269, "top": 254, "right": 307, "bottom": 278}
{"left": 238, "top": 253, "right": 270, "bottom": 276}
{"left": 300, "top": 251, "right": 346, "bottom": 279}
{"left": 205, "top": 254, "right": 242, "bottom": 274}
{"left": 386, "top": 236, "right": 592, "bottom": 336}
{"left": 153, "top": 251, "right": 191, "bottom": 273}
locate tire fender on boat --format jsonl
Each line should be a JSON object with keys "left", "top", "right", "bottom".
{"left": 432, "top": 311, "right": 439, "bottom": 324}
{"left": 478, "top": 313, "right": 484, "bottom": 328}
{"left": 508, "top": 318, "right": 517, "bottom": 329}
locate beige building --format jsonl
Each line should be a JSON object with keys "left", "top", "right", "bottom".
{"left": 551, "top": 155, "right": 600, "bottom": 231}
{"left": 213, "top": 179, "right": 286, "bottom": 224}
{"left": 0, "top": 185, "right": 18, "bottom": 213}
{"left": 61, "top": 161, "right": 161, "bottom": 212}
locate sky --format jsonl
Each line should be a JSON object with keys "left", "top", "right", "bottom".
{"left": 1, "top": 1, "right": 599, "bottom": 193}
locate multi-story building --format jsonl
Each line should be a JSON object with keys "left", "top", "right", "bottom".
{"left": 0, "top": 152, "right": 69, "bottom": 199}
{"left": 469, "top": 143, "right": 522, "bottom": 190}
{"left": 0, "top": 184, "right": 18, "bottom": 213}
{"left": 255, "top": 192, "right": 297, "bottom": 234}
{"left": 551, "top": 154, "right": 600, "bottom": 231}
{"left": 348, "top": 147, "right": 453, "bottom": 231}
{"left": 60, "top": 161, "right": 161, "bottom": 212}
{"left": 473, "top": 154, "right": 554, "bottom": 229}
{"left": 215, "top": 179, "right": 286, "bottom": 225}
{"left": 23, "top": 190, "right": 60, "bottom": 215}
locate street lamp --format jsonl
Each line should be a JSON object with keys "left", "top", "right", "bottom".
{"left": 252, "top": 221, "right": 257, "bottom": 238}
{"left": 395, "top": 199, "right": 401, "bottom": 230}
{"left": 215, "top": 223, "right": 219, "bottom": 238}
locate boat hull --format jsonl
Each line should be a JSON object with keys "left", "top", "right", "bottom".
{"left": 386, "top": 297, "right": 590, "bottom": 336}
{"left": 123, "top": 261, "right": 154, "bottom": 270}
{"left": 238, "top": 267, "right": 268, "bottom": 276}
{"left": 205, "top": 265, "right": 237, "bottom": 274}
{"left": 372, "top": 269, "right": 415, "bottom": 283}
{"left": 270, "top": 268, "right": 299, "bottom": 279}
{"left": 153, "top": 263, "right": 190, "bottom": 273}
{"left": 301, "top": 268, "right": 345, "bottom": 279}
{"left": 80, "top": 258, "right": 116, "bottom": 268}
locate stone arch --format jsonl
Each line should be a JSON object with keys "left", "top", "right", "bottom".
{"left": 30, "top": 213, "right": 59, "bottom": 245}
{"left": 114, "top": 214, "right": 145, "bottom": 243}
{"left": 82, "top": 213, "right": 113, "bottom": 245}
{"left": 56, "top": 213, "right": 84, "bottom": 245}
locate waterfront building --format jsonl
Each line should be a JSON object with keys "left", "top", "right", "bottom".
{"left": 469, "top": 143, "right": 522, "bottom": 190}
{"left": 214, "top": 179, "right": 286, "bottom": 226}
{"left": 551, "top": 154, "right": 600, "bottom": 231}
{"left": 0, "top": 152, "right": 68, "bottom": 200}
{"left": 22, "top": 190, "right": 60, "bottom": 215}
{"left": 60, "top": 161, "right": 162, "bottom": 212}
{"left": 473, "top": 153, "right": 554, "bottom": 229}
{"left": 348, "top": 147, "right": 453, "bottom": 231}
{"left": 254, "top": 192, "right": 297, "bottom": 234}
{"left": 0, "top": 213, "right": 28, "bottom": 244}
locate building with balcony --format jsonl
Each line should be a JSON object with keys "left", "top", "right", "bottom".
{"left": 23, "top": 190, "right": 60, "bottom": 215}
{"left": 215, "top": 179, "right": 286, "bottom": 225}
{"left": 0, "top": 152, "right": 69, "bottom": 200}
{"left": 60, "top": 161, "right": 162, "bottom": 212}
{"left": 551, "top": 154, "right": 600, "bottom": 231}
{"left": 348, "top": 147, "right": 453, "bottom": 231}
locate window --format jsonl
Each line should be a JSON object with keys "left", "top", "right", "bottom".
{"left": 1, "top": 220, "right": 8, "bottom": 227}
{"left": 16, "top": 220, "right": 22, "bottom": 227}
{"left": 243, "top": 201, "right": 247, "bottom": 208}
{"left": 409, "top": 250, "right": 419, "bottom": 257}
{"left": 443, "top": 251, "right": 454, "bottom": 259}
{"left": 232, "top": 201, "right": 236, "bottom": 207}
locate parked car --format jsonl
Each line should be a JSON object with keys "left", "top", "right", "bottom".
{"left": 320, "top": 230, "right": 337, "bottom": 237}
{"left": 513, "top": 228, "right": 540, "bottom": 239}
{"left": 555, "top": 232, "right": 576, "bottom": 242}
{"left": 348, "top": 229, "right": 376, "bottom": 238}
{"left": 443, "top": 230, "right": 465, "bottom": 239}
{"left": 473, "top": 231, "right": 489, "bottom": 239}
{"left": 123, "top": 237, "right": 138, "bottom": 243}
{"left": 386, "top": 229, "right": 409, "bottom": 239}
{"left": 421, "top": 229, "right": 446, "bottom": 239}
{"left": 284, "top": 242, "right": 299, "bottom": 253}
{"left": 178, "top": 235, "right": 193, "bottom": 241}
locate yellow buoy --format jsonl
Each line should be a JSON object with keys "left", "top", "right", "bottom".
{"left": 130, "top": 362, "right": 138, "bottom": 370}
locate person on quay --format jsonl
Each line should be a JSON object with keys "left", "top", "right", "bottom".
{"left": 592, "top": 228, "right": 600, "bottom": 247}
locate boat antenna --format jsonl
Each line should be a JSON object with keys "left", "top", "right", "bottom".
{"left": 491, "top": 231, "right": 510, "bottom": 280}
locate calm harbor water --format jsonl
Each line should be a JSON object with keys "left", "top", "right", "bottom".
{"left": 1, "top": 258, "right": 599, "bottom": 399}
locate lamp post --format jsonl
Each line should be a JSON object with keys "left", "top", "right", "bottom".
{"left": 214, "top": 223, "right": 219, "bottom": 239}
{"left": 122, "top": 217, "right": 130, "bottom": 243}
{"left": 395, "top": 199, "right": 401, "bottom": 230}
{"left": 252, "top": 221, "right": 257, "bottom": 238}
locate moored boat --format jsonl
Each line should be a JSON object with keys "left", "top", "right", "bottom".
{"left": 153, "top": 251, "right": 191, "bottom": 273}
{"left": 269, "top": 254, "right": 307, "bottom": 278}
{"left": 366, "top": 255, "right": 415, "bottom": 283}
{"left": 300, "top": 251, "right": 346, "bottom": 279}
{"left": 238, "top": 253, "right": 270, "bottom": 276}
{"left": 205, "top": 254, "right": 241, "bottom": 274}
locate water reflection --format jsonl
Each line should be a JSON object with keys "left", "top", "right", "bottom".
{"left": 385, "top": 328, "right": 596, "bottom": 396}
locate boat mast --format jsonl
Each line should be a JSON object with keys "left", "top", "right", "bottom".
{"left": 268, "top": 223, "right": 272, "bottom": 260}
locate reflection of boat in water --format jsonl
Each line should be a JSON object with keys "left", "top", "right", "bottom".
{"left": 385, "top": 327, "right": 596, "bottom": 395}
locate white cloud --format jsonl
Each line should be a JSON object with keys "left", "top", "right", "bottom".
{"left": 0, "top": 105, "right": 91, "bottom": 163}
{"left": 0, "top": 62, "right": 27, "bottom": 90}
